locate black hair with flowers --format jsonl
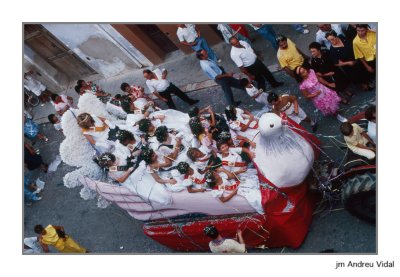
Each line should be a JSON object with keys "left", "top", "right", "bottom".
{"left": 155, "top": 126, "right": 169, "bottom": 143}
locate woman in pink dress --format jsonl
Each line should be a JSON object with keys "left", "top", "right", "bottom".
{"left": 295, "top": 65, "right": 347, "bottom": 122}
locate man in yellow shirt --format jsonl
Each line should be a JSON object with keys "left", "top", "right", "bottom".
{"left": 340, "top": 122, "right": 376, "bottom": 160}
{"left": 34, "top": 224, "right": 87, "bottom": 253}
{"left": 276, "top": 35, "right": 309, "bottom": 79}
{"left": 353, "top": 24, "right": 376, "bottom": 74}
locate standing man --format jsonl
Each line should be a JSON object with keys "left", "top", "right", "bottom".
{"left": 276, "top": 35, "right": 309, "bottom": 79}
{"left": 315, "top": 24, "right": 345, "bottom": 49}
{"left": 249, "top": 24, "right": 278, "bottom": 50}
{"left": 197, "top": 49, "right": 243, "bottom": 106}
{"left": 204, "top": 225, "right": 246, "bottom": 253}
{"left": 143, "top": 68, "right": 199, "bottom": 110}
{"left": 230, "top": 37, "right": 283, "bottom": 92}
{"left": 217, "top": 24, "right": 251, "bottom": 44}
{"left": 176, "top": 24, "right": 221, "bottom": 63}
{"left": 24, "top": 70, "right": 53, "bottom": 106}
{"left": 353, "top": 24, "right": 376, "bottom": 75}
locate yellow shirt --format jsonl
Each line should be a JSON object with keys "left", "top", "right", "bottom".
{"left": 344, "top": 124, "right": 368, "bottom": 152}
{"left": 41, "top": 225, "right": 86, "bottom": 253}
{"left": 353, "top": 30, "right": 376, "bottom": 61}
{"left": 41, "top": 225, "right": 59, "bottom": 245}
{"left": 277, "top": 39, "right": 304, "bottom": 70}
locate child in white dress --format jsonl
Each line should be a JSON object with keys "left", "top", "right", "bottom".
{"left": 77, "top": 113, "right": 115, "bottom": 154}
{"left": 225, "top": 105, "right": 259, "bottom": 142}
{"left": 240, "top": 78, "right": 271, "bottom": 111}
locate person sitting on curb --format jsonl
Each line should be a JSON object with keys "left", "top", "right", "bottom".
{"left": 340, "top": 122, "right": 376, "bottom": 160}
{"left": 348, "top": 105, "right": 376, "bottom": 145}
{"left": 204, "top": 225, "right": 246, "bottom": 253}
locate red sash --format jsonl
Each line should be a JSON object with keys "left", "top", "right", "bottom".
{"left": 237, "top": 120, "right": 258, "bottom": 130}
{"left": 184, "top": 175, "right": 206, "bottom": 184}
{"left": 221, "top": 160, "right": 247, "bottom": 167}
{"left": 213, "top": 180, "right": 240, "bottom": 191}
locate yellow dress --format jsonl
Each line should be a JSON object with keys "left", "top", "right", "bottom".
{"left": 41, "top": 225, "right": 87, "bottom": 253}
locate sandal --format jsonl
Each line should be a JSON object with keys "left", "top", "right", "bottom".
{"left": 340, "top": 99, "right": 350, "bottom": 105}
{"left": 345, "top": 90, "right": 354, "bottom": 97}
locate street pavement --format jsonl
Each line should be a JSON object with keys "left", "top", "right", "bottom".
{"left": 23, "top": 24, "right": 376, "bottom": 253}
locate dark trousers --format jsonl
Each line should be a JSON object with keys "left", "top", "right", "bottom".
{"left": 245, "top": 58, "right": 279, "bottom": 91}
{"left": 367, "top": 59, "right": 376, "bottom": 81}
{"left": 160, "top": 83, "right": 195, "bottom": 109}
{"left": 215, "top": 76, "right": 244, "bottom": 105}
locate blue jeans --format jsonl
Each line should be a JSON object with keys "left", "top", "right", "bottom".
{"left": 215, "top": 76, "right": 244, "bottom": 105}
{"left": 256, "top": 25, "right": 278, "bottom": 50}
{"left": 24, "top": 176, "right": 40, "bottom": 202}
{"left": 292, "top": 24, "right": 305, "bottom": 33}
{"left": 191, "top": 37, "right": 218, "bottom": 62}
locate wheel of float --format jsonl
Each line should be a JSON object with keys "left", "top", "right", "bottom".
{"left": 342, "top": 172, "right": 376, "bottom": 224}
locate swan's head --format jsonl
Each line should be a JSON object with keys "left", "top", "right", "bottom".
{"left": 258, "top": 113, "right": 285, "bottom": 138}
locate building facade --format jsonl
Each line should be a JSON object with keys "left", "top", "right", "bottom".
{"left": 24, "top": 24, "right": 223, "bottom": 92}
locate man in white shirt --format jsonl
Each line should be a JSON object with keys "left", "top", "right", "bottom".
{"left": 143, "top": 68, "right": 199, "bottom": 110}
{"left": 204, "top": 225, "right": 246, "bottom": 253}
{"left": 229, "top": 37, "right": 283, "bottom": 92}
{"left": 24, "top": 70, "right": 53, "bottom": 105}
{"left": 316, "top": 24, "right": 345, "bottom": 49}
{"left": 176, "top": 24, "right": 220, "bottom": 63}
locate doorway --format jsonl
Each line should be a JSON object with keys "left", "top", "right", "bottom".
{"left": 24, "top": 24, "right": 97, "bottom": 80}
{"left": 136, "top": 24, "right": 179, "bottom": 54}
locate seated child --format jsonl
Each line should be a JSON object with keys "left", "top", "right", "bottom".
{"left": 216, "top": 141, "right": 255, "bottom": 177}
{"left": 97, "top": 152, "right": 135, "bottom": 184}
{"left": 176, "top": 162, "right": 207, "bottom": 193}
{"left": 114, "top": 129, "right": 142, "bottom": 167}
{"left": 186, "top": 146, "right": 220, "bottom": 174}
{"left": 120, "top": 82, "right": 153, "bottom": 102}
{"left": 188, "top": 106, "right": 215, "bottom": 130}
{"left": 154, "top": 126, "right": 187, "bottom": 165}
{"left": 224, "top": 105, "right": 259, "bottom": 142}
{"left": 205, "top": 170, "right": 239, "bottom": 203}
{"left": 77, "top": 113, "right": 115, "bottom": 153}
{"left": 340, "top": 122, "right": 376, "bottom": 160}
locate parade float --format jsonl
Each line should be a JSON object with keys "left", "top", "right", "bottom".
{"left": 60, "top": 93, "right": 375, "bottom": 251}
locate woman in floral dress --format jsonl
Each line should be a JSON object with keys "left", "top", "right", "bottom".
{"left": 295, "top": 65, "right": 347, "bottom": 122}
